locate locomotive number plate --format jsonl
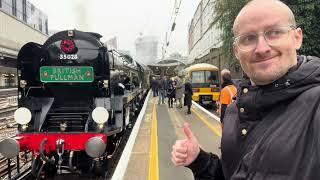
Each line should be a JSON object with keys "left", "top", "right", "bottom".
{"left": 40, "top": 66, "right": 94, "bottom": 83}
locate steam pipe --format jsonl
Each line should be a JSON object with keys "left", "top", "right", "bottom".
{"left": 39, "top": 138, "right": 54, "bottom": 164}
{"left": 69, "top": 151, "right": 75, "bottom": 173}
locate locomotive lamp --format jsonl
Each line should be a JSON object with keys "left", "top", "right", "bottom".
{"left": 60, "top": 122, "right": 67, "bottom": 131}
{"left": 21, "top": 124, "right": 28, "bottom": 131}
{"left": 67, "top": 30, "right": 74, "bottom": 37}
{"left": 98, "top": 124, "right": 104, "bottom": 130}
{"left": 14, "top": 107, "right": 31, "bottom": 125}
{"left": 103, "top": 80, "right": 109, "bottom": 88}
{"left": 92, "top": 107, "right": 109, "bottom": 124}
{"left": 20, "top": 80, "right": 27, "bottom": 88}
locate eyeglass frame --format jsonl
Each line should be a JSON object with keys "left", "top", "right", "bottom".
{"left": 233, "top": 25, "right": 297, "bottom": 52}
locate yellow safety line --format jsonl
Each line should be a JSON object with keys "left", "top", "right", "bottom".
{"left": 191, "top": 108, "right": 222, "bottom": 137}
{"left": 148, "top": 103, "right": 159, "bottom": 180}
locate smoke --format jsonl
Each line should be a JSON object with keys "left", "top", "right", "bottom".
{"left": 73, "top": 0, "right": 90, "bottom": 31}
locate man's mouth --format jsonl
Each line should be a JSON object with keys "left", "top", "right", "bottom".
{"left": 252, "top": 55, "right": 278, "bottom": 63}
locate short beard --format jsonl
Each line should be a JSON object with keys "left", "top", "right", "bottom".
{"left": 251, "top": 71, "right": 284, "bottom": 85}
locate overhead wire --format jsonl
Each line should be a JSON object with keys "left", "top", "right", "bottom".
{"left": 161, "top": 0, "right": 182, "bottom": 59}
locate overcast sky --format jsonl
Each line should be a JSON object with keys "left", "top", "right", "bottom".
{"left": 29, "top": 0, "right": 200, "bottom": 59}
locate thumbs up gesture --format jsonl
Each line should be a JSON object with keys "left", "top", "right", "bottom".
{"left": 171, "top": 122, "right": 200, "bottom": 166}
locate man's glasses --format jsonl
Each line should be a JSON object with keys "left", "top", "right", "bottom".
{"left": 233, "top": 25, "right": 296, "bottom": 52}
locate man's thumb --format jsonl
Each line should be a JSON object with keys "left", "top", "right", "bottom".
{"left": 183, "top": 122, "right": 194, "bottom": 140}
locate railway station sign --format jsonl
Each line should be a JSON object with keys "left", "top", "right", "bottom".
{"left": 40, "top": 66, "right": 94, "bottom": 83}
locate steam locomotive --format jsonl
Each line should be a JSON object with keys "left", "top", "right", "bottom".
{"left": 0, "top": 30, "right": 149, "bottom": 178}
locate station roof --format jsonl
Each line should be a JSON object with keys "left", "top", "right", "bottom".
{"left": 147, "top": 56, "right": 189, "bottom": 76}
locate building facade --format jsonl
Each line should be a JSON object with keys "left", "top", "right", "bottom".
{"left": 135, "top": 36, "right": 158, "bottom": 66}
{"left": 188, "top": 0, "right": 241, "bottom": 79}
{"left": 0, "top": 0, "right": 48, "bottom": 88}
{"left": 0, "top": 0, "right": 48, "bottom": 35}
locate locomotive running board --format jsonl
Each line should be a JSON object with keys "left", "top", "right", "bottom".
{"left": 106, "top": 127, "right": 122, "bottom": 136}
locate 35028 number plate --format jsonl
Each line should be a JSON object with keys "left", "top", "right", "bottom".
{"left": 40, "top": 66, "right": 94, "bottom": 83}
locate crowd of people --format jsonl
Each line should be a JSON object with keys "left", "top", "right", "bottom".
{"left": 151, "top": 69, "right": 237, "bottom": 118}
{"left": 151, "top": 75, "right": 193, "bottom": 114}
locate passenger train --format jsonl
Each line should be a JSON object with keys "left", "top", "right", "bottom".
{"left": 0, "top": 30, "right": 149, "bottom": 178}
{"left": 185, "top": 63, "right": 220, "bottom": 108}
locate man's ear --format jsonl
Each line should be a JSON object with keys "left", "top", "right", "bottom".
{"left": 294, "top": 28, "right": 303, "bottom": 50}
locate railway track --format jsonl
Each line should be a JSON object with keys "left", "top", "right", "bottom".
{"left": 0, "top": 116, "right": 17, "bottom": 142}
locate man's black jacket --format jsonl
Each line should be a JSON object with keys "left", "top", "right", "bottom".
{"left": 188, "top": 56, "right": 320, "bottom": 179}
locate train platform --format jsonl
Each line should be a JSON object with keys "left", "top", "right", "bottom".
{"left": 111, "top": 92, "right": 222, "bottom": 180}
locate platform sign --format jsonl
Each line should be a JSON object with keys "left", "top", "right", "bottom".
{"left": 40, "top": 66, "right": 94, "bottom": 83}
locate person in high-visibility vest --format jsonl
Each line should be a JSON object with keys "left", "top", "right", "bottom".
{"left": 218, "top": 69, "right": 237, "bottom": 128}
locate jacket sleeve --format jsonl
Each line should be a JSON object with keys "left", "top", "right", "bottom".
{"left": 187, "top": 149, "right": 225, "bottom": 180}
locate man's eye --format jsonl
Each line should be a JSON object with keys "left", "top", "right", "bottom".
{"left": 266, "top": 29, "right": 285, "bottom": 38}
{"left": 239, "top": 34, "right": 256, "bottom": 45}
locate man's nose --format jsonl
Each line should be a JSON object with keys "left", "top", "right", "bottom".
{"left": 254, "top": 35, "right": 271, "bottom": 53}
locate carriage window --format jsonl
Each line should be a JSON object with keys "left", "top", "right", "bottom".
{"left": 191, "top": 71, "right": 205, "bottom": 83}
{"left": 205, "top": 71, "right": 218, "bottom": 84}
{"left": 191, "top": 70, "right": 218, "bottom": 84}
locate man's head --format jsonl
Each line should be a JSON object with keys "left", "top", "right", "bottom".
{"left": 221, "top": 69, "right": 232, "bottom": 83}
{"left": 233, "top": 0, "right": 303, "bottom": 85}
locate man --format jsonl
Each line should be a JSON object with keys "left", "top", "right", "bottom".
{"left": 171, "top": 0, "right": 320, "bottom": 179}
{"left": 167, "top": 77, "right": 175, "bottom": 108}
{"left": 184, "top": 77, "right": 193, "bottom": 114}
{"left": 218, "top": 69, "right": 237, "bottom": 128}
{"left": 151, "top": 77, "right": 158, "bottom": 97}
{"left": 158, "top": 76, "right": 166, "bottom": 105}
{"left": 174, "top": 76, "right": 184, "bottom": 108}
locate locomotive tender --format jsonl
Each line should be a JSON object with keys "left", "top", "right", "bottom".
{"left": 0, "top": 30, "right": 149, "bottom": 177}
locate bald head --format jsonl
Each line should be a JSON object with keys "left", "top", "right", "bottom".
{"left": 221, "top": 69, "right": 232, "bottom": 82}
{"left": 233, "top": 0, "right": 296, "bottom": 35}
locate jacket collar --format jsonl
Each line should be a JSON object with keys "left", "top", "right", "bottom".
{"left": 237, "top": 55, "right": 320, "bottom": 122}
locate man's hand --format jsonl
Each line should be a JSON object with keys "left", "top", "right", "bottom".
{"left": 171, "top": 122, "right": 200, "bottom": 166}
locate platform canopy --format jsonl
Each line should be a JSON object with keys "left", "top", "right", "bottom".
{"left": 148, "top": 56, "right": 190, "bottom": 77}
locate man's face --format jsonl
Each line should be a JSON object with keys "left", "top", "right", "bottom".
{"left": 233, "top": 2, "right": 303, "bottom": 85}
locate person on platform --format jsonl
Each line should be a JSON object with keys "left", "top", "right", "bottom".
{"left": 151, "top": 77, "right": 159, "bottom": 97}
{"left": 217, "top": 69, "right": 237, "bottom": 129}
{"left": 184, "top": 77, "right": 193, "bottom": 114}
{"left": 158, "top": 76, "right": 166, "bottom": 105}
{"left": 167, "top": 77, "right": 175, "bottom": 108}
{"left": 171, "top": 0, "right": 320, "bottom": 179}
{"left": 174, "top": 76, "right": 184, "bottom": 108}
